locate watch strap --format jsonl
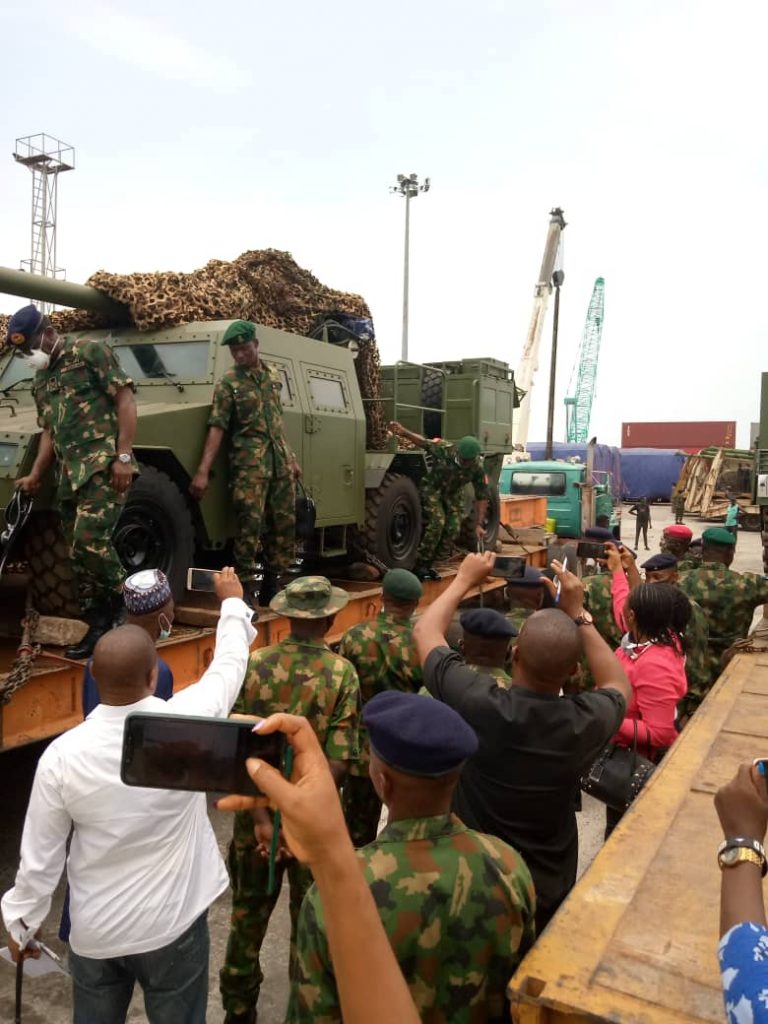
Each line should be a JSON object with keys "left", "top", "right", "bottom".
{"left": 718, "top": 837, "right": 768, "bottom": 876}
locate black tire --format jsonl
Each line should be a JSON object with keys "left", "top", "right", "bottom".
{"left": 113, "top": 465, "right": 195, "bottom": 599}
{"left": 458, "top": 482, "right": 501, "bottom": 551}
{"left": 362, "top": 473, "right": 422, "bottom": 569}
{"left": 421, "top": 368, "right": 443, "bottom": 440}
{"left": 22, "top": 511, "right": 80, "bottom": 617}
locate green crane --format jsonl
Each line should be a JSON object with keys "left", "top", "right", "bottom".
{"left": 564, "top": 277, "right": 605, "bottom": 443}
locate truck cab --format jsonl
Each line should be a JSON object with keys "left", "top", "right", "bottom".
{"left": 499, "top": 457, "right": 613, "bottom": 538}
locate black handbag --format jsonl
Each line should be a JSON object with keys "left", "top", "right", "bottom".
{"left": 580, "top": 719, "right": 656, "bottom": 812}
{"left": 295, "top": 481, "right": 316, "bottom": 541}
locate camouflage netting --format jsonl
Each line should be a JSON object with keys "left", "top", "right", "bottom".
{"left": 0, "top": 250, "right": 389, "bottom": 448}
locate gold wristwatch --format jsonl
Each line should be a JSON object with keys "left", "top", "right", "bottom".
{"left": 718, "top": 837, "right": 767, "bottom": 875}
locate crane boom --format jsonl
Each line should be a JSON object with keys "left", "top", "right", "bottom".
{"left": 564, "top": 277, "right": 605, "bottom": 443}
{"left": 512, "top": 207, "right": 566, "bottom": 448}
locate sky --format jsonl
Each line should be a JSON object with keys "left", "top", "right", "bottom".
{"left": 1, "top": 0, "right": 766, "bottom": 447}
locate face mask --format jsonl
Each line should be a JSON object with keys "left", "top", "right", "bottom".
{"left": 158, "top": 614, "right": 172, "bottom": 642}
{"left": 23, "top": 348, "right": 51, "bottom": 371}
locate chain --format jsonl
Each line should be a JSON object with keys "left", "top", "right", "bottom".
{"left": 1, "top": 597, "right": 41, "bottom": 706}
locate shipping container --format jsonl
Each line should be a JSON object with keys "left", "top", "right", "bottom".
{"left": 621, "top": 420, "right": 736, "bottom": 452}
{"left": 620, "top": 447, "right": 687, "bottom": 501}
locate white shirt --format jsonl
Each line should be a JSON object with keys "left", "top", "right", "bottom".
{"left": 1, "top": 597, "right": 256, "bottom": 959}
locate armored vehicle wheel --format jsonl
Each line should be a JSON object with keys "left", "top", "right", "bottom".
{"left": 114, "top": 465, "right": 195, "bottom": 600}
{"left": 363, "top": 473, "right": 422, "bottom": 570}
{"left": 23, "top": 511, "right": 80, "bottom": 617}
{"left": 458, "top": 482, "right": 501, "bottom": 552}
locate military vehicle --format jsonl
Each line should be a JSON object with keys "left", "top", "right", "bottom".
{"left": 0, "top": 267, "right": 516, "bottom": 614}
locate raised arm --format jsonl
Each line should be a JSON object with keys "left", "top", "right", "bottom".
{"left": 413, "top": 552, "right": 495, "bottom": 664}
{"left": 388, "top": 420, "right": 431, "bottom": 450}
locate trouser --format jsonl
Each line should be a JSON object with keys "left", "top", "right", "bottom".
{"left": 220, "top": 840, "right": 313, "bottom": 1015}
{"left": 419, "top": 488, "right": 462, "bottom": 564}
{"left": 727, "top": 525, "right": 738, "bottom": 540}
{"left": 342, "top": 773, "right": 383, "bottom": 847}
{"left": 69, "top": 912, "right": 209, "bottom": 1024}
{"left": 634, "top": 522, "right": 649, "bottom": 549}
{"left": 58, "top": 471, "right": 126, "bottom": 613}
{"left": 231, "top": 471, "right": 296, "bottom": 575}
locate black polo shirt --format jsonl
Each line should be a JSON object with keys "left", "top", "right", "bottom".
{"left": 424, "top": 647, "right": 626, "bottom": 918}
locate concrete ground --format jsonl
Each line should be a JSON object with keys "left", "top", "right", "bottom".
{"left": 0, "top": 504, "right": 762, "bottom": 1023}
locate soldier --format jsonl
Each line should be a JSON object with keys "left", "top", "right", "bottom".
{"left": 220, "top": 576, "right": 360, "bottom": 1024}
{"left": 628, "top": 496, "right": 652, "bottom": 550}
{"left": 678, "top": 527, "right": 768, "bottom": 689}
{"left": 388, "top": 421, "right": 488, "bottom": 581}
{"left": 459, "top": 607, "right": 518, "bottom": 686}
{"left": 7, "top": 304, "right": 137, "bottom": 659}
{"left": 660, "top": 523, "right": 698, "bottom": 570}
{"left": 190, "top": 320, "right": 301, "bottom": 605}
{"left": 672, "top": 489, "right": 686, "bottom": 524}
{"left": 338, "top": 568, "right": 423, "bottom": 847}
{"left": 506, "top": 565, "right": 553, "bottom": 634}
{"left": 287, "top": 690, "right": 536, "bottom": 1023}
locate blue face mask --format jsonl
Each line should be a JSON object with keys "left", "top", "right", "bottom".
{"left": 158, "top": 614, "right": 172, "bottom": 642}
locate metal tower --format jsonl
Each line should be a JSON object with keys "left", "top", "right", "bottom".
{"left": 390, "top": 173, "right": 430, "bottom": 361}
{"left": 13, "top": 134, "right": 75, "bottom": 310}
{"left": 564, "top": 277, "right": 605, "bottom": 443}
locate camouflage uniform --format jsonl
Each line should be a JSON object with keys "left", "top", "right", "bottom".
{"left": 208, "top": 361, "right": 296, "bottom": 575}
{"left": 679, "top": 564, "right": 768, "bottom": 698}
{"left": 419, "top": 442, "right": 489, "bottom": 564}
{"left": 220, "top": 636, "right": 360, "bottom": 1016}
{"left": 32, "top": 336, "right": 135, "bottom": 611}
{"left": 672, "top": 493, "right": 685, "bottom": 523}
{"left": 287, "top": 813, "right": 536, "bottom": 1023}
{"left": 338, "top": 611, "right": 423, "bottom": 846}
{"left": 466, "top": 663, "right": 512, "bottom": 688}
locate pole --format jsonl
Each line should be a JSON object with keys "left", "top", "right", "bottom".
{"left": 545, "top": 284, "right": 561, "bottom": 459}
{"left": 401, "top": 190, "right": 411, "bottom": 361}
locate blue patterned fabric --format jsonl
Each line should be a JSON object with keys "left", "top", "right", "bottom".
{"left": 720, "top": 922, "right": 768, "bottom": 1022}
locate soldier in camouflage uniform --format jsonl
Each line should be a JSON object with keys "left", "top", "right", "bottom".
{"left": 679, "top": 527, "right": 768, "bottom": 697}
{"left": 287, "top": 690, "right": 535, "bottom": 1023}
{"left": 459, "top": 607, "right": 518, "bottom": 686}
{"left": 505, "top": 565, "right": 554, "bottom": 637}
{"left": 339, "top": 569, "right": 423, "bottom": 846}
{"left": 672, "top": 489, "right": 686, "bottom": 524}
{"left": 7, "top": 304, "right": 137, "bottom": 658}
{"left": 190, "top": 320, "right": 301, "bottom": 604}
{"left": 388, "top": 421, "right": 489, "bottom": 581}
{"left": 220, "top": 576, "right": 361, "bottom": 1024}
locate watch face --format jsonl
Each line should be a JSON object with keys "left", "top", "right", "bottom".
{"left": 721, "top": 847, "right": 741, "bottom": 866}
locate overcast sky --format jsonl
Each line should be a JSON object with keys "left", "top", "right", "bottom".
{"left": 1, "top": 0, "right": 765, "bottom": 447}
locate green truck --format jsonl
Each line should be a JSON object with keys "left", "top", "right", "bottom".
{"left": 0, "top": 267, "right": 516, "bottom": 614}
{"left": 498, "top": 456, "right": 614, "bottom": 538}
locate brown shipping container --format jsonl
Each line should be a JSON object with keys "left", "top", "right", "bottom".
{"left": 621, "top": 420, "right": 736, "bottom": 452}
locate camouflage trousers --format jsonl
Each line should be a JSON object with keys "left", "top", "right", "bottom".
{"left": 419, "top": 488, "right": 462, "bottom": 564}
{"left": 231, "top": 471, "right": 295, "bottom": 575}
{"left": 342, "top": 773, "right": 383, "bottom": 848}
{"left": 220, "top": 838, "right": 313, "bottom": 1015}
{"left": 58, "top": 471, "right": 126, "bottom": 613}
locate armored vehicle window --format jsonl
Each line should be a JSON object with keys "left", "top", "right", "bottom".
{"left": 509, "top": 471, "right": 567, "bottom": 496}
{"left": 113, "top": 341, "right": 210, "bottom": 381}
{"left": 269, "top": 363, "right": 295, "bottom": 406}
{"left": 308, "top": 373, "right": 348, "bottom": 412}
{"left": 0, "top": 354, "right": 33, "bottom": 392}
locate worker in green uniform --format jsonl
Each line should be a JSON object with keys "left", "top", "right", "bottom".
{"left": 672, "top": 489, "right": 686, "bottom": 524}
{"left": 219, "top": 576, "right": 360, "bottom": 1024}
{"left": 678, "top": 527, "right": 768, "bottom": 690}
{"left": 7, "top": 304, "right": 137, "bottom": 658}
{"left": 388, "top": 421, "right": 488, "bottom": 581}
{"left": 287, "top": 690, "right": 536, "bottom": 1023}
{"left": 190, "top": 320, "right": 301, "bottom": 605}
{"left": 459, "top": 607, "right": 518, "bottom": 686}
{"left": 338, "top": 568, "right": 423, "bottom": 847}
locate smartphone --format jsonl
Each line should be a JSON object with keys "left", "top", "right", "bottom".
{"left": 187, "top": 567, "right": 219, "bottom": 592}
{"left": 490, "top": 555, "right": 526, "bottom": 579}
{"left": 577, "top": 541, "right": 608, "bottom": 561}
{"left": 753, "top": 758, "right": 768, "bottom": 784}
{"left": 121, "top": 713, "right": 285, "bottom": 795}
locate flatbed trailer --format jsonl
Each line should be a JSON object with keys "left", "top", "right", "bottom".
{"left": 508, "top": 646, "right": 768, "bottom": 1023}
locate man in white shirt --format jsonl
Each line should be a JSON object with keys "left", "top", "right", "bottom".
{"left": 2, "top": 567, "right": 255, "bottom": 1024}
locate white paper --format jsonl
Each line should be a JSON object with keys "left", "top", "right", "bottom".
{"left": 0, "top": 946, "right": 68, "bottom": 977}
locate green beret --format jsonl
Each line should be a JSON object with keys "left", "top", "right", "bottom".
{"left": 702, "top": 527, "right": 736, "bottom": 546}
{"left": 456, "top": 435, "right": 482, "bottom": 460}
{"left": 221, "top": 320, "right": 256, "bottom": 346}
{"left": 382, "top": 569, "right": 422, "bottom": 602}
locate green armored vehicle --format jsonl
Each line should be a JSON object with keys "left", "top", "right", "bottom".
{"left": 0, "top": 267, "right": 515, "bottom": 613}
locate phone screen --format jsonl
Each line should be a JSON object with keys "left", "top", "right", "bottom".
{"left": 121, "top": 713, "right": 285, "bottom": 795}
{"left": 576, "top": 541, "right": 607, "bottom": 561}
{"left": 187, "top": 568, "right": 219, "bottom": 592}
{"left": 490, "top": 555, "right": 526, "bottom": 579}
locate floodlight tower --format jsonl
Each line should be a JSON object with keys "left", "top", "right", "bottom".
{"left": 390, "top": 172, "right": 430, "bottom": 361}
{"left": 13, "top": 134, "right": 75, "bottom": 312}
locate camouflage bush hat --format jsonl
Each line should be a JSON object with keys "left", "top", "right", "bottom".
{"left": 456, "top": 435, "right": 482, "bottom": 460}
{"left": 221, "top": 320, "right": 257, "bottom": 346}
{"left": 702, "top": 527, "right": 736, "bottom": 547}
{"left": 270, "top": 576, "right": 349, "bottom": 618}
{"left": 382, "top": 568, "right": 422, "bottom": 602}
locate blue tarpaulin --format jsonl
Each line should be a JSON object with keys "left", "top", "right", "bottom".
{"left": 619, "top": 448, "right": 686, "bottom": 501}
{"left": 526, "top": 442, "right": 622, "bottom": 500}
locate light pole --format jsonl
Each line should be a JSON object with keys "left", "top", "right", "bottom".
{"left": 390, "top": 173, "right": 430, "bottom": 361}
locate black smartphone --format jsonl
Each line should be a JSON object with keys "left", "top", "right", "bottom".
{"left": 490, "top": 555, "right": 526, "bottom": 579}
{"left": 577, "top": 541, "right": 608, "bottom": 561}
{"left": 187, "top": 567, "right": 219, "bottom": 592}
{"left": 121, "top": 713, "right": 285, "bottom": 795}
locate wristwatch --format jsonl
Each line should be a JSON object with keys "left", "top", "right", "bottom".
{"left": 573, "top": 610, "right": 594, "bottom": 627}
{"left": 116, "top": 452, "right": 132, "bottom": 465}
{"left": 718, "top": 837, "right": 768, "bottom": 876}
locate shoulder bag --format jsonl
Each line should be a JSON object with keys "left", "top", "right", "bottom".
{"left": 579, "top": 718, "right": 656, "bottom": 812}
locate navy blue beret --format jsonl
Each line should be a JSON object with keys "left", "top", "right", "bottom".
{"left": 460, "top": 608, "right": 518, "bottom": 638}
{"left": 583, "top": 527, "right": 616, "bottom": 542}
{"left": 507, "top": 565, "right": 545, "bottom": 587}
{"left": 363, "top": 691, "right": 478, "bottom": 777}
{"left": 641, "top": 552, "right": 678, "bottom": 572}
{"left": 4, "top": 304, "right": 45, "bottom": 348}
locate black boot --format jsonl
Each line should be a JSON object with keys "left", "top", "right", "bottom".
{"left": 257, "top": 570, "right": 281, "bottom": 607}
{"left": 224, "top": 1011, "right": 257, "bottom": 1024}
{"left": 66, "top": 606, "right": 114, "bottom": 660}
{"left": 415, "top": 564, "right": 440, "bottom": 582}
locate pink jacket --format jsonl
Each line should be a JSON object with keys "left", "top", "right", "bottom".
{"left": 611, "top": 570, "right": 687, "bottom": 753}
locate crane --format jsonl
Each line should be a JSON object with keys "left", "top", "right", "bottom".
{"left": 512, "top": 207, "right": 566, "bottom": 448}
{"left": 564, "top": 277, "right": 605, "bottom": 443}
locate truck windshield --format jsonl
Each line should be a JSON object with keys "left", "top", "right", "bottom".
{"left": 113, "top": 341, "right": 210, "bottom": 381}
{"left": 509, "top": 471, "right": 567, "bottom": 496}
{"left": 0, "top": 353, "right": 33, "bottom": 392}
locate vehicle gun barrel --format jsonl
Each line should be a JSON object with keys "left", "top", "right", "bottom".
{"left": 0, "top": 266, "right": 131, "bottom": 323}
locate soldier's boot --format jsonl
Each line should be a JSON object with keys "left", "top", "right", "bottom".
{"left": 223, "top": 1012, "right": 257, "bottom": 1024}
{"left": 242, "top": 573, "right": 262, "bottom": 609}
{"left": 66, "top": 604, "right": 116, "bottom": 660}
{"left": 257, "top": 569, "right": 282, "bottom": 607}
{"left": 415, "top": 564, "right": 440, "bottom": 582}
